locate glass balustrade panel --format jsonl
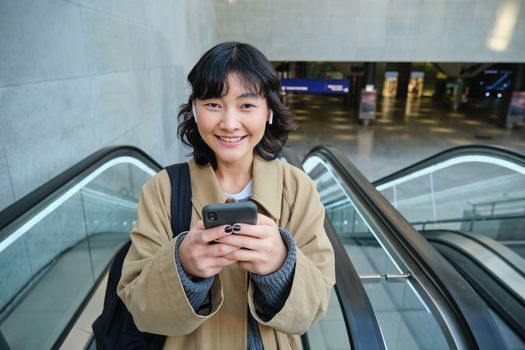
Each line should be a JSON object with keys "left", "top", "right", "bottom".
{"left": 0, "top": 158, "right": 155, "bottom": 350}
{"left": 378, "top": 158, "right": 525, "bottom": 247}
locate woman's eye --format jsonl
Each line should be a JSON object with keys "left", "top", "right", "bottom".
{"left": 241, "top": 103, "right": 256, "bottom": 109}
{"left": 205, "top": 103, "right": 220, "bottom": 109}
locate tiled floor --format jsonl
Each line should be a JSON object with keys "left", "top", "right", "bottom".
{"left": 286, "top": 94, "right": 525, "bottom": 181}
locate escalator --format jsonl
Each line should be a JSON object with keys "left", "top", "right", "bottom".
{"left": 296, "top": 146, "right": 506, "bottom": 350}
{"left": 0, "top": 145, "right": 514, "bottom": 349}
{"left": 372, "top": 145, "right": 525, "bottom": 348}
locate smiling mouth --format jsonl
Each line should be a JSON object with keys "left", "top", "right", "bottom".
{"left": 216, "top": 136, "right": 245, "bottom": 143}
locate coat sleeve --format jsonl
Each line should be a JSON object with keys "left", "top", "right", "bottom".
{"left": 117, "top": 171, "right": 223, "bottom": 336}
{"left": 247, "top": 174, "right": 336, "bottom": 334}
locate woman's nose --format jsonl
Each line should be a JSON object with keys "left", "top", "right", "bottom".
{"left": 219, "top": 109, "right": 240, "bottom": 130}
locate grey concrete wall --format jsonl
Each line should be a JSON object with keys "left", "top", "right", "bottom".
{"left": 0, "top": 0, "right": 216, "bottom": 211}
{"left": 215, "top": 0, "right": 525, "bottom": 62}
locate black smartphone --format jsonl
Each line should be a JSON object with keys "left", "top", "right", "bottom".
{"left": 202, "top": 202, "right": 258, "bottom": 229}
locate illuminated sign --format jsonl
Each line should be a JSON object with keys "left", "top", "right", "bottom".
{"left": 281, "top": 79, "right": 350, "bottom": 94}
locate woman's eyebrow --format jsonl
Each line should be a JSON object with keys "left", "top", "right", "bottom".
{"left": 237, "top": 92, "right": 260, "bottom": 100}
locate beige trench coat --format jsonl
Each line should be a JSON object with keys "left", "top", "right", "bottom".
{"left": 117, "top": 156, "right": 335, "bottom": 349}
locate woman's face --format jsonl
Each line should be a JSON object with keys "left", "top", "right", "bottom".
{"left": 194, "top": 73, "right": 270, "bottom": 169}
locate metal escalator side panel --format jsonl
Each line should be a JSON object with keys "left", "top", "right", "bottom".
{"left": 424, "top": 229, "right": 525, "bottom": 277}
{"left": 424, "top": 231, "right": 525, "bottom": 295}
{"left": 424, "top": 231, "right": 525, "bottom": 339}
{"left": 430, "top": 242, "right": 525, "bottom": 345}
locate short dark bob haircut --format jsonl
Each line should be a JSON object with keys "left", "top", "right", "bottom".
{"left": 177, "top": 42, "right": 296, "bottom": 168}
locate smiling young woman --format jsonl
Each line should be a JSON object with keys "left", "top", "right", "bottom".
{"left": 117, "top": 42, "right": 335, "bottom": 350}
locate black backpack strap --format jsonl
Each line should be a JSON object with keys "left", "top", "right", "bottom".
{"left": 92, "top": 163, "right": 191, "bottom": 350}
{"left": 93, "top": 240, "right": 165, "bottom": 350}
{"left": 164, "top": 163, "right": 192, "bottom": 235}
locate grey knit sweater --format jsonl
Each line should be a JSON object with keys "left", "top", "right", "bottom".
{"left": 174, "top": 227, "right": 297, "bottom": 350}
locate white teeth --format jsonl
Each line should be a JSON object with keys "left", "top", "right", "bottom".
{"left": 219, "top": 136, "right": 242, "bottom": 143}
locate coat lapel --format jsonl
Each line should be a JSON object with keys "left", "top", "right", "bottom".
{"left": 250, "top": 156, "right": 283, "bottom": 221}
{"left": 188, "top": 158, "right": 227, "bottom": 220}
{"left": 188, "top": 156, "right": 283, "bottom": 221}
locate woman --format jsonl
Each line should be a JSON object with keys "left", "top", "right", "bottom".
{"left": 118, "top": 42, "right": 335, "bottom": 349}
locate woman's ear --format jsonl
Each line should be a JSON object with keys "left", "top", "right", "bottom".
{"left": 268, "top": 110, "right": 273, "bottom": 125}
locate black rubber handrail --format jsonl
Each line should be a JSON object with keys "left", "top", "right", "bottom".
{"left": 374, "top": 144, "right": 525, "bottom": 187}
{"left": 307, "top": 145, "right": 507, "bottom": 350}
{"left": 0, "top": 145, "right": 162, "bottom": 235}
{"left": 282, "top": 148, "right": 386, "bottom": 350}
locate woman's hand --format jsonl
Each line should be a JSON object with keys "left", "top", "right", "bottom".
{"left": 179, "top": 220, "right": 241, "bottom": 278}
{"left": 216, "top": 213, "right": 288, "bottom": 275}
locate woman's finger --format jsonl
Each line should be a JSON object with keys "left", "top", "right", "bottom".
{"left": 207, "top": 242, "right": 241, "bottom": 257}
{"left": 199, "top": 225, "right": 234, "bottom": 243}
{"left": 224, "top": 248, "right": 260, "bottom": 262}
{"left": 216, "top": 234, "right": 260, "bottom": 250}
{"left": 213, "top": 256, "right": 238, "bottom": 268}
{"left": 228, "top": 223, "right": 270, "bottom": 238}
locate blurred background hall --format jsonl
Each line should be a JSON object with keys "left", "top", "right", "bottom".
{"left": 2, "top": 0, "right": 525, "bottom": 207}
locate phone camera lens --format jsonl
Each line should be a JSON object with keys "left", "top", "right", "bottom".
{"left": 207, "top": 212, "right": 217, "bottom": 221}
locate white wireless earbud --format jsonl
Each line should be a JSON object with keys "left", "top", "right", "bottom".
{"left": 192, "top": 104, "right": 198, "bottom": 124}
{"left": 268, "top": 110, "right": 274, "bottom": 125}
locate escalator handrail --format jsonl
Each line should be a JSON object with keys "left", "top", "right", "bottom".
{"left": 374, "top": 144, "right": 525, "bottom": 187}
{"left": 0, "top": 145, "right": 163, "bottom": 235}
{"left": 282, "top": 148, "right": 386, "bottom": 350}
{"left": 306, "top": 145, "right": 506, "bottom": 350}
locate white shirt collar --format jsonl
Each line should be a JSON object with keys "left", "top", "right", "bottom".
{"left": 224, "top": 180, "right": 253, "bottom": 201}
